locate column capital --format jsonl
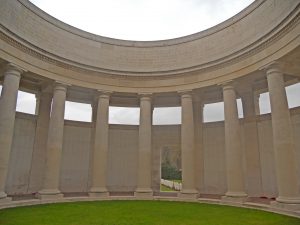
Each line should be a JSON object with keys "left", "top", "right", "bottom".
{"left": 260, "top": 61, "right": 282, "bottom": 75}
{"left": 219, "top": 80, "right": 236, "bottom": 91}
{"left": 138, "top": 92, "right": 152, "bottom": 101}
{"left": 53, "top": 81, "right": 69, "bottom": 92}
{"left": 220, "top": 80, "right": 236, "bottom": 91}
{"left": 96, "top": 90, "right": 113, "bottom": 99}
{"left": 5, "top": 63, "right": 26, "bottom": 78}
{"left": 178, "top": 89, "right": 193, "bottom": 95}
{"left": 178, "top": 90, "right": 193, "bottom": 99}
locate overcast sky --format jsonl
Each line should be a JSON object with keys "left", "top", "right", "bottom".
{"left": 30, "top": 0, "right": 255, "bottom": 41}
{"left": 1, "top": 0, "right": 299, "bottom": 124}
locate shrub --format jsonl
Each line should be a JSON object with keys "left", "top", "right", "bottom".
{"left": 161, "top": 162, "right": 181, "bottom": 180}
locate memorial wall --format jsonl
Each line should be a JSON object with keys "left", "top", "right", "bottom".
{"left": 6, "top": 109, "right": 300, "bottom": 198}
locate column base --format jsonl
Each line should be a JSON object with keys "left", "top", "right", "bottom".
{"left": 271, "top": 197, "right": 300, "bottom": 211}
{"left": 0, "top": 192, "right": 11, "bottom": 203}
{"left": 221, "top": 192, "right": 248, "bottom": 203}
{"left": 134, "top": 188, "right": 153, "bottom": 199}
{"left": 88, "top": 187, "right": 109, "bottom": 198}
{"left": 0, "top": 197, "right": 12, "bottom": 203}
{"left": 179, "top": 189, "right": 198, "bottom": 200}
{"left": 88, "top": 192, "right": 109, "bottom": 198}
{"left": 36, "top": 189, "right": 64, "bottom": 200}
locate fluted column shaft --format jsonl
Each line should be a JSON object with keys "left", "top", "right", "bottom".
{"left": 28, "top": 90, "right": 52, "bottom": 192}
{"left": 38, "top": 83, "right": 67, "bottom": 199}
{"left": 135, "top": 94, "right": 153, "bottom": 197}
{"left": 222, "top": 83, "right": 247, "bottom": 200}
{"left": 89, "top": 92, "right": 110, "bottom": 197}
{"left": 266, "top": 63, "right": 300, "bottom": 204}
{"left": 180, "top": 92, "right": 197, "bottom": 198}
{"left": 0, "top": 64, "right": 22, "bottom": 200}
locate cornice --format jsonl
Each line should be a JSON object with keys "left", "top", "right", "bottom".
{"left": 17, "top": 0, "right": 264, "bottom": 48}
{"left": 0, "top": 2, "right": 299, "bottom": 80}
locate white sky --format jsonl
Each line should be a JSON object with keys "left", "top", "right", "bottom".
{"left": 30, "top": 0, "right": 255, "bottom": 41}
{"left": 2, "top": 1, "right": 299, "bottom": 124}
{"left": 1, "top": 84, "right": 300, "bottom": 124}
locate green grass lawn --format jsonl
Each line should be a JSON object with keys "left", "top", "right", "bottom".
{"left": 160, "top": 184, "right": 175, "bottom": 191}
{"left": 0, "top": 200, "right": 299, "bottom": 225}
{"left": 172, "top": 179, "right": 182, "bottom": 183}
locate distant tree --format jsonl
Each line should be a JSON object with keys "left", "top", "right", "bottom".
{"left": 161, "top": 162, "right": 182, "bottom": 180}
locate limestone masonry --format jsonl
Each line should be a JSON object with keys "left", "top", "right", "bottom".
{"left": 0, "top": 0, "right": 300, "bottom": 216}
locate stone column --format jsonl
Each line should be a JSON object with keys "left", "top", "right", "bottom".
{"left": 38, "top": 82, "right": 67, "bottom": 199}
{"left": 240, "top": 88, "right": 263, "bottom": 197}
{"left": 0, "top": 63, "right": 23, "bottom": 202}
{"left": 150, "top": 106, "right": 160, "bottom": 193}
{"left": 254, "top": 92, "right": 260, "bottom": 116}
{"left": 193, "top": 94, "right": 204, "bottom": 194}
{"left": 89, "top": 91, "right": 111, "bottom": 198}
{"left": 88, "top": 100, "right": 98, "bottom": 190}
{"left": 135, "top": 93, "right": 153, "bottom": 198}
{"left": 265, "top": 62, "right": 300, "bottom": 210}
{"left": 179, "top": 91, "right": 198, "bottom": 199}
{"left": 222, "top": 82, "right": 247, "bottom": 202}
{"left": 35, "top": 94, "right": 40, "bottom": 115}
{"left": 28, "top": 89, "right": 52, "bottom": 193}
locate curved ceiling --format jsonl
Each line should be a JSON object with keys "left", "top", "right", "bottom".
{"left": 29, "top": 0, "right": 254, "bottom": 41}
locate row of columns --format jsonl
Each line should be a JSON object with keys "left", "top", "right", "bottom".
{"left": 0, "top": 62, "right": 299, "bottom": 208}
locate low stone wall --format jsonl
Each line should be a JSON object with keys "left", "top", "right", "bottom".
{"left": 1, "top": 196, "right": 300, "bottom": 219}
{"left": 6, "top": 109, "right": 300, "bottom": 196}
{"left": 161, "top": 179, "right": 182, "bottom": 191}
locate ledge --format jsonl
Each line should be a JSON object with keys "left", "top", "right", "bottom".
{"left": 1, "top": 195, "right": 300, "bottom": 219}
{"left": 1, "top": 0, "right": 299, "bottom": 79}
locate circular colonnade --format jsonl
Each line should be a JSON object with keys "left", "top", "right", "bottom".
{"left": 0, "top": 0, "right": 300, "bottom": 218}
